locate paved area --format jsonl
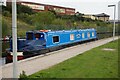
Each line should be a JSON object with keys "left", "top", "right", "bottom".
{"left": 1, "top": 37, "right": 119, "bottom": 78}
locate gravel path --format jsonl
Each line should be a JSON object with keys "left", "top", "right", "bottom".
{"left": 1, "top": 37, "right": 119, "bottom": 78}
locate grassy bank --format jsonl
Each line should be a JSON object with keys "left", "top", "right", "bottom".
{"left": 2, "top": 15, "right": 34, "bottom": 37}
{"left": 29, "top": 39, "right": 119, "bottom": 78}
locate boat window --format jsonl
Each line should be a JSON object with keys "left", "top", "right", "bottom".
{"left": 27, "top": 33, "right": 33, "bottom": 40}
{"left": 53, "top": 36, "right": 59, "bottom": 43}
{"left": 82, "top": 33, "right": 85, "bottom": 38}
{"left": 35, "top": 33, "right": 40, "bottom": 38}
{"left": 34, "top": 33, "right": 44, "bottom": 40}
{"left": 92, "top": 32, "right": 94, "bottom": 36}
{"left": 88, "top": 32, "right": 90, "bottom": 38}
{"left": 70, "top": 34, "right": 74, "bottom": 40}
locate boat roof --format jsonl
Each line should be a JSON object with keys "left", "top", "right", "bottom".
{"left": 26, "top": 28, "right": 96, "bottom": 34}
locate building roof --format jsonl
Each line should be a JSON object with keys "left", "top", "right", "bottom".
{"left": 95, "top": 13, "right": 110, "bottom": 17}
{"left": 6, "top": 0, "right": 75, "bottom": 10}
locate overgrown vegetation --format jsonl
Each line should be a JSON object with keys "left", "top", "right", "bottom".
{"left": 1, "top": 15, "right": 34, "bottom": 37}
{"left": 1, "top": 4, "right": 115, "bottom": 38}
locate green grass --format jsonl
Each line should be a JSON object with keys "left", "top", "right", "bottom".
{"left": 29, "top": 39, "right": 119, "bottom": 78}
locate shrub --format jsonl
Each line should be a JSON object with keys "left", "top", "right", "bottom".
{"left": 19, "top": 71, "right": 28, "bottom": 79}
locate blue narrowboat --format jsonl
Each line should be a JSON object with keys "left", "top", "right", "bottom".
{"left": 6, "top": 29, "right": 97, "bottom": 62}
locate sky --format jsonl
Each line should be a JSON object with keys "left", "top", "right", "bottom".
{"left": 4, "top": 0, "right": 120, "bottom": 20}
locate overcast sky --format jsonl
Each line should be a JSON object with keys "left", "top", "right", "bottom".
{"left": 6, "top": 0, "right": 120, "bottom": 20}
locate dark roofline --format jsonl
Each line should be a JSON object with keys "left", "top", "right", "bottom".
{"left": 95, "top": 13, "right": 110, "bottom": 17}
{"left": 18, "top": 1, "right": 75, "bottom": 10}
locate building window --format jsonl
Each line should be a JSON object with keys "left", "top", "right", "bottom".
{"left": 53, "top": 36, "right": 59, "bottom": 43}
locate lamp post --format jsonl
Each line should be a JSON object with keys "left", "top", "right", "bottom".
{"left": 108, "top": 5, "right": 116, "bottom": 41}
{"left": 12, "top": 0, "right": 18, "bottom": 78}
